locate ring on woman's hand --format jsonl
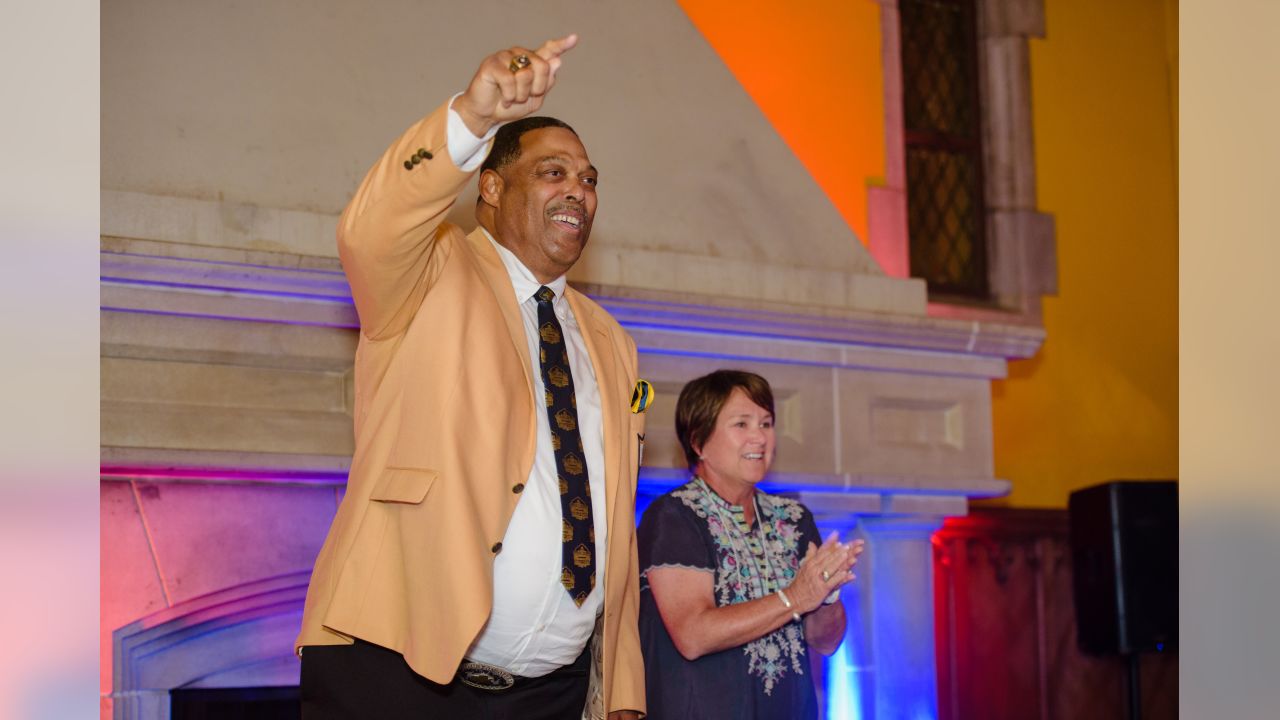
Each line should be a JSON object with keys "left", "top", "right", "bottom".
{"left": 508, "top": 54, "right": 531, "bottom": 73}
{"left": 821, "top": 569, "right": 831, "bottom": 582}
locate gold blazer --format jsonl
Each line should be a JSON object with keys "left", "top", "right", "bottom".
{"left": 296, "top": 100, "right": 646, "bottom": 716}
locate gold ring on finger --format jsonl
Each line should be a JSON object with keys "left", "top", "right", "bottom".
{"left": 821, "top": 569, "right": 831, "bottom": 582}
{"left": 508, "top": 54, "right": 531, "bottom": 73}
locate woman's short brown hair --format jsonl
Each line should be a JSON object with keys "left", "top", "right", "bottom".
{"left": 675, "top": 370, "right": 775, "bottom": 470}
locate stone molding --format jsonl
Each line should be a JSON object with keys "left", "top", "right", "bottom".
{"left": 101, "top": 241, "right": 355, "bottom": 330}
{"left": 111, "top": 572, "right": 308, "bottom": 720}
{"left": 102, "top": 238, "right": 1043, "bottom": 360}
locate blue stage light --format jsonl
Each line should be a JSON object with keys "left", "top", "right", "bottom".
{"left": 825, "top": 637, "right": 862, "bottom": 719}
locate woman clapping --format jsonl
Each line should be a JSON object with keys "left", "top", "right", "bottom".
{"left": 638, "top": 370, "right": 864, "bottom": 720}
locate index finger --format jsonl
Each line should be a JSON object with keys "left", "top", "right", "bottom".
{"left": 535, "top": 33, "right": 579, "bottom": 61}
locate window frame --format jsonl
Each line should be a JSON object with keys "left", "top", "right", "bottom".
{"left": 869, "top": 0, "right": 1057, "bottom": 324}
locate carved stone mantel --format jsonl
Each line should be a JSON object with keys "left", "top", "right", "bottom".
{"left": 100, "top": 233, "right": 1041, "bottom": 488}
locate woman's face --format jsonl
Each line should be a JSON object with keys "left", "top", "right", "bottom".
{"left": 696, "top": 387, "right": 776, "bottom": 492}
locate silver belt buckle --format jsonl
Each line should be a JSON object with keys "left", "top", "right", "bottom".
{"left": 459, "top": 660, "right": 515, "bottom": 691}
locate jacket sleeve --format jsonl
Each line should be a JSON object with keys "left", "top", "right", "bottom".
{"left": 337, "top": 100, "right": 479, "bottom": 340}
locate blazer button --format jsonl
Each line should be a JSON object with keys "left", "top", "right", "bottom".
{"left": 417, "top": 148, "right": 433, "bottom": 160}
{"left": 512, "top": 483, "right": 525, "bottom": 494}
{"left": 491, "top": 542, "right": 503, "bottom": 554}
{"left": 411, "top": 155, "right": 422, "bottom": 165}
{"left": 403, "top": 160, "right": 413, "bottom": 170}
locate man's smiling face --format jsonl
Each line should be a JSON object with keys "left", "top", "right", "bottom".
{"left": 489, "top": 127, "right": 598, "bottom": 283}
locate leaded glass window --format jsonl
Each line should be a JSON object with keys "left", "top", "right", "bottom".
{"left": 900, "top": 0, "right": 988, "bottom": 299}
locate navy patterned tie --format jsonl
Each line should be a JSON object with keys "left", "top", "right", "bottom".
{"left": 535, "top": 286, "right": 595, "bottom": 607}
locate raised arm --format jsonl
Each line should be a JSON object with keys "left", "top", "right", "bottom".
{"left": 338, "top": 35, "right": 579, "bottom": 340}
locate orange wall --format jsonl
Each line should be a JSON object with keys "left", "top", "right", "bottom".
{"left": 676, "top": 0, "right": 885, "bottom": 243}
{"left": 989, "top": 0, "right": 1178, "bottom": 507}
{"left": 679, "top": 0, "right": 1178, "bottom": 508}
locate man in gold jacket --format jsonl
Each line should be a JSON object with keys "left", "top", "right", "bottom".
{"left": 296, "top": 34, "right": 645, "bottom": 719}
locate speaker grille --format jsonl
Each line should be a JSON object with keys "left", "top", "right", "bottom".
{"left": 1068, "top": 481, "right": 1178, "bottom": 655}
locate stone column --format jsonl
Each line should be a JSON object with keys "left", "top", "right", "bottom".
{"left": 852, "top": 515, "right": 945, "bottom": 720}
{"left": 809, "top": 512, "right": 870, "bottom": 719}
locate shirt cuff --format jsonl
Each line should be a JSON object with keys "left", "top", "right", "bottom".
{"left": 447, "top": 92, "right": 500, "bottom": 171}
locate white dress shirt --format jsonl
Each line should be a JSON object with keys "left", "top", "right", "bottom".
{"left": 446, "top": 100, "right": 609, "bottom": 677}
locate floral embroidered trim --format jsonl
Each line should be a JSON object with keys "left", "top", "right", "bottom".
{"left": 670, "top": 478, "right": 811, "bottom": 694}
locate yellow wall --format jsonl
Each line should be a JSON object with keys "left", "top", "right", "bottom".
{"left": 679, "top": 0, "right": 1179, "bottom": 509}
{"left": 989, "top": 0, "right": 1178, "bottom": 507}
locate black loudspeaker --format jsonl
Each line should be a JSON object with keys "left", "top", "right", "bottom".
{"left": 1068, "top": 480, "right": 1178, "bottom": 656}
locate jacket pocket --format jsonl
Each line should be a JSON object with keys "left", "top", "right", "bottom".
{"left": 369, "top": 466, "right": 438, "bottom": 504}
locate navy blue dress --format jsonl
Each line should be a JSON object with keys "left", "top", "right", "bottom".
{"left": 638, "top": 478, "right": 823, "bottom": 720}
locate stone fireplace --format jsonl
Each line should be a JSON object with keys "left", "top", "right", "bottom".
{"left": 101, "top": 214, "right": 1041, "bottom": 718}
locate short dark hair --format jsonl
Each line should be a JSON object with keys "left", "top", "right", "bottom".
{"left": 675, "top": 370, "right": 775, "bottom": 470}
{"left": 479, "top": 116, "right": 578, "bottom": 176}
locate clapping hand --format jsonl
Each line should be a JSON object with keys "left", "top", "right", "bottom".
{"left": 788, "top": 533, "right": 866, "bottom": 614}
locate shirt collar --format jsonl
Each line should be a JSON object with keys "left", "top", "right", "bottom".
{"left": 481, "top": 228, "right": 568, "bottom": 305}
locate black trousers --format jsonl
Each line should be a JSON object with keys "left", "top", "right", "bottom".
{"left": 300, "top": 639, "right": 591, "bottom": 720}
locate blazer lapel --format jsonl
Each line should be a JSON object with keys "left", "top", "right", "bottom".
{"left": 567, "top": 290, "right": 622, "bottom": 527}
{"left": 465, "top": 228, "right": 534, "bottom": 393}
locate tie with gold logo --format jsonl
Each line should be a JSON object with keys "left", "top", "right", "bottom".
{"left": 535, "top": 286, "right": 594, "bottom": 607}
